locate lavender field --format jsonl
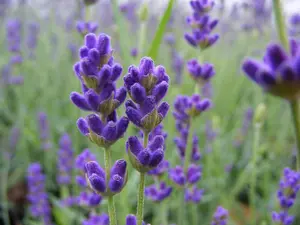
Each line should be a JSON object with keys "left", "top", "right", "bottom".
{"left": 1, "top": 0, "right": 300, "bottom": 225}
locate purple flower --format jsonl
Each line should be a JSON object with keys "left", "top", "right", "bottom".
{"left": 85, "top": 160, "right": 127, "bottom": 195}
{"left": 131, "top": 48, "right": 138, "bottom": 58}
{"left": 70, "top": 33, "right": 127, "bottom": 118}
{"left": 272, "top": 168, "right": 300, "bottom": 225}
{"left": 27, "top": 22, "right": 40, "bottom": 58}
{"left": 211, "top": 206, "right": 229, "bottom": 225}
{"left": 124, "top": 57, "right": 170, "bottom": 133}
{"left": 125, "top": 214, "right": 147, "bottom": 225}
{"left": 57, "top": 133, "right": 74, "bottom": 185}
{"left": 185, "top": 186, "right": 204, "bottom": 203}
{"left": 172, "top": 52, "right": 184, "bottom": 84}
{"left": 75, "top": 149, "right": 97, "bottom": 187}
{"left": 147, "top": 160, "right": 169, "bottom": 176}
{"left": 242, "top": 40, "right": 300, "bottom": 100}
{"left": 145, "top": 182, "right": 173, "bottom": 202}
{"left": 77, "top": 191, "right": 102, "bottom": 207}
{"left": 82, "top": 213, "right": 109, "bottom": 225}
{"left": 27, "top": 163, "right": 53, "bottom": 225}
{"left": 174, "top": 133, "right": 201, "bottom": 162}
{"left": 184, "top": 0, "right": 219, "bottom": 50}
{"left": 290, "top": 13, "right": 300, "bottom": 26}
{"left": 126, "top": 135, "right": 165, "bottom": 172}
{"left": 10, "top": 54, "right": 23, "bottom": 64}
{"left": 76, "top": 21, "right": 98, "bottom": 36}
{"left": 6, "top": 19, "right": 22, "bottom": 53}
{"left": 187, "top": 58, "right": 215, "bottom": 84}
{"left": 173, "top": 95, "right": 212, "bottom": 122}
{"left": 169, "top": 164, "right": 202, "bottom": 187}
{"left": 164, "top": 33, "right": 176, "bottom": 46}
{"left": 76, "top": 114, "right": 129, "bottom": 149}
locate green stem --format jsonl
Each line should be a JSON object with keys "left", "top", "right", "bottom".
{"left": 85, "top": 5, "right": 91, "bottom": 21}
{"left": 138, "top": 22, "right": 147, "bottom": 58}
{"left": 290, "top": 101, "right": 300, "bottom": 170}
{"left": 136, "top": 132, "right": 149, "bottom": 225}
{"left": 137, "top": 172, "right": 145, "bottom": 225}
{"left": 250, "top": 123, "right": 261, "bottom": 225}
{"left": 178, "top": 189, "right": 185, "bottom": 225}
{"left": 104, "top": 148, "right": 117, "bottom": 225}
{"left": 272, "top": 0, "right": 289, "bottom": 51}
{"left": 108, "top": 196, "right": 117, "bottom": 225}
{"left": 1, "top": 165, "right": 10, "bottom": 225}
{"left": 191, "top": 203, "right": 197, "bottom": 225}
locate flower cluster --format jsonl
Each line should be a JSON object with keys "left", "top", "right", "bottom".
{"left": 184, "top": 0, "right": 219, "bottom": 50}
{"left": 70, "top": 33, "right": 126, "bottom": 117}
{"left": 76, "top": 21, "right": 98, "bottom": 36}
{"left": 169, "top": 164, "right": 203, "bottom": 203}
{"left": 124, "top": 57, "right": 170, "bottom": 134}
{"left": 187, "top": 58, "right": 215, "bottom": 85}
{"left": 72, "top": 149, "right": 102, "bottom": 207}
{"left": 126, "top": 135, "right": 165, "bottom": 173}
{"left": 83, "top": 213, "right": 109, "bottom": 225}
{"left": 145, "top": 125, "right": 173, "bottom": 202}
{"left": 27, "top": 22, "right": 40, "bottom": 58}
{"left": 242, "top": 40, "right": 300, "bottom": 100}
{"left": 77, "top": 113, "right": 129, "bottom": 149}
{"left": 37, "top": 112, "right": 52, "bottom": 150}
{"left": 211, "top": 206, "right": 229, "bottom": 225}
{"left": 6, "top": 19, "right": 22, "bottom": 53}
{"left": 56, "top": 133, "right": 74, "bottom": 185}
{"left": 27, "top": 163, "right": 52, "bottom": 225}
{"left": 272, "top": 167, "right": 300, "bottom": 225}
{"left": 85, "top": 160, "right": 127, "bottom": 196}
{"left": 289, "top": 13, "right": 300, "bottom": 37}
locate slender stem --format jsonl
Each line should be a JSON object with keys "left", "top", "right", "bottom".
{"left": 250, "top": 123, "right": 261, "bottom": 225}
{"left": 159, "top": 201, "right": 168, "bottom": 225}
{"left": 183, "top": 119, "right": 194, "bottom": 172}
{"left": 104, "top": 148, "right": 117, "bottom": 225}
{"left": 136, "top": 132, "right": 149, "bottom": 225}
{"left": 85, "top": 5, "right": 91, "bottom": 21}
{"left": 178, "top": 189, "right": 185, "bottom": 225}
{"left": 272, "top": 0, "right": 289, "bottom": 51}
{"left": 191, "top": 203, "right": 198, "bottom": 225}
{"left": 290, "top": 101, "right": 300, "bottom": 170}
{"left": 137, "top": 172, "right": 145, "bottom": 225}
{"left": 108, "top": 196, "right": 117, "bottom": 225}
{"left": 1, "top": 165, "right": 10, "bottom": 225}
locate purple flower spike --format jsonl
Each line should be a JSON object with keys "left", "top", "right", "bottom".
{"left": 184, "top": 0, "right": 218, "bottom": 50}
{"left": 211, "top": 206, "right": 229, "bottom": 225}
{"left": 124, "top": 57, "right": 170, "bottom": 133}
{"left": 145, "top": 182, "right": 173, "bottom": 202}
{"left": 148, "top": 160, "right": 169, "bottom": 176}
{"left": 78, "top": 114, "right": 129, "bottom": 149}
{"left": 187, "top": 164, "right": 202, "bottom": 184}
{"left": 70, "top": 92, "right": 92, "bottom": 111}
{"left": 187, "top": 59, "right": 215, "bottom": 84}
{"left": 272, "top": 167, "right": 300, "bottom": 225}
{"left": 126, "top": 135, "right": 165, "bottom": 173}
{"left": 185, "top": 187, "right": 204, "bottom": 203}
{"left": 27, "top": 163, "right": 52, "bottom": 224}
{"left": 85, "top": 159, "right": 127, "bottom": 196}
{"left": 57, "top": 133, "right": 74, "bottom": 185}
{"left": 126, "top": 215, "right": 137, "bottom": 225}
{"left": 242, "top": 41, "right": 300, "bottom": 100}
{"left": 82, "top": 213, "right": 109, "bottom": 225}
{"left": 169, "top": 166, "right": 186, "bottom": 186}
{"left": 76, "top": 21, "right": 98, "bottom": 36}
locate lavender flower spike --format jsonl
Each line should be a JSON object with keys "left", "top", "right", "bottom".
{"left": 272, "top": 168, "right": 300, "bottom": 225}
{"left": 76, "top": 21, "right": 98, "bottom": 36}
{"left": 211, "top": 206, "right": 229, "bottom": 225}
{"left": 27, "top": 163, "right": 53, "bottom": 225}
{"left": 77, "top": 113, "right": 129, "bottom": 149}
{"left": 242, "top": 40, "right": 300, "bottom": 100}
{"left": 126, "top": 135, "right": 165, "bottom": 172}
{"left": 187, "top": 58, "right": 215, "bottom": 85}
{"left": 124, "top": 57, "right": 170, "bottom": 133}
{"left": 82, "top": 213, "right": 109, "bottom": 225}
{"left": 57, "top": 133, "right": 74, "bottom": 185}
{"left": 125, "top": 214, "right": 146, "bottom": 225}
{"left": 85, "top": 160, "right": 127, "bottom": 196}
{"left": 145, "top": 182, "right": 173, "bottom": 202}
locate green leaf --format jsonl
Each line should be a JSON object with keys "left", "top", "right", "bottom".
{"left": 147, "top": 0, "right": 175, "bottom": 60}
